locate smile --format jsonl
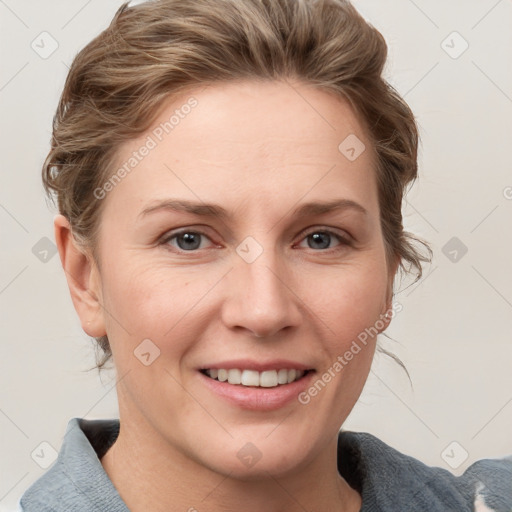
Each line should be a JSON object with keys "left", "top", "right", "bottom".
{"left": 201, "top": 368, "right": 309, "bottom": 387}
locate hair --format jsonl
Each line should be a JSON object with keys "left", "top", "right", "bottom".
{"left": 43, "top": 0, "right": 432, "bottom": 370}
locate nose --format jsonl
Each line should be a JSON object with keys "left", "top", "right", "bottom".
{"left": 221, "top": 247, "right": 302, "bottom": 339}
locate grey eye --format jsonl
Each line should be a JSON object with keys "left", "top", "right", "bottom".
{"left": 306, "top": 232, "right": 335, "bottom": 250}
{"left": 173, "top": 232, "right": 204, "bottom": 251}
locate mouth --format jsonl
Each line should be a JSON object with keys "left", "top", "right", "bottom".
{"left": 197, "top": 360, "right": 316, "bottom": 410}
{"left": 200, "top": 368, "right": 312, "bottom": 388}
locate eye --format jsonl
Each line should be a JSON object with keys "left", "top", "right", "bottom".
{"left": 297, "top": 229, "right": 351, "bottom": 251}
{"left": 162, "top": 230, "right": 214, "bottom": 251}
{"left": 160, "top": 227, "right": 352, "bottom": 253}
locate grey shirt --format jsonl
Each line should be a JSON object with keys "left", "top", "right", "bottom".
{"left": 19, "top": 418, "right": 512, "bottom": 511}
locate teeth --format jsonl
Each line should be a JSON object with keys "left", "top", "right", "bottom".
{"left": 260, "top": 370, "right": 277, "bottom": 388}
{"left": 227, "top": 369, "right": 241, "bottom": 384}
{"left": 204, "top": 368, "right": 307, "bottom": 387}
{"left": 241, "top": 370, "right": 260, "bottom": 386}
{"left": 277, "top": 369, "right": 288, "bottom": 384}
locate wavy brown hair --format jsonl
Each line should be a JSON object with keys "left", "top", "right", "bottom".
{"left": 43, "top": 0, "right": 431, "bottom": 369}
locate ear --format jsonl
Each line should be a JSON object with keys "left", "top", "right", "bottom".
{"left": 54, "top": 214, "right": 106, "bottom": 337}
{"left": 379, "top": 253, "right": 401, "bottom": 332}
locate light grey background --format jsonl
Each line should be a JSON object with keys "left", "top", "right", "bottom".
{"left": 1, "top": 0, "right": 511, "bottom": 510}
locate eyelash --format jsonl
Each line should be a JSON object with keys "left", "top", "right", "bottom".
{"left": 159, "top": 227, "right": 352, "bottom": 254}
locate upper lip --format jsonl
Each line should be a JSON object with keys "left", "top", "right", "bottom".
{"left": 199, "top": 359, "right": 314, "bottom": 372}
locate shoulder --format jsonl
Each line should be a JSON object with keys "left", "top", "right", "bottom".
{"left": 465, "top": 456, "right": 512, "bottom": 512}
{"left": 337, "top": 431, "right": 512, "bottom": 512}
{"left": 19, "top": 418, "right": 126, "bottom": 512}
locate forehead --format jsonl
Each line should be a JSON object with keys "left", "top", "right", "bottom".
{"left": 104, "top": 79, "right": 378, "bottom": 221}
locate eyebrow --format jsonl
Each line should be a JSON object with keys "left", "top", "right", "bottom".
{"left": 138, "top": 198, "right": 368, "bottom": 221}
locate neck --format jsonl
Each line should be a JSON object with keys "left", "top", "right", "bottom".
{"left": 100, "top": 418, "right": 361, "bottom": 512}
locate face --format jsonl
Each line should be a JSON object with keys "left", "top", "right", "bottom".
{"left": 84, "top": 80, "right": 396, "bottom": 478}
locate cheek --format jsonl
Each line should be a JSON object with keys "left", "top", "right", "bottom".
{"left": 100, "top": 260, "right": 213, "bottom": 355}
{"left": 295, "top": 263, "right": 389, "bottom": 402}
{"left": 298, "top": 260, "right": 389, "bottom": 338}
{"left": 301, "top": 267, "right": 385, "bottom": 405}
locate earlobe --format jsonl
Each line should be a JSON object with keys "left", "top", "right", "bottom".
{"left": 54, "top": 214, "right": 106, "bottom": 337}
{"left": 379, "top": 254, "right": 401, "bottom": 333}
{"left": 378, "top": 302, "right": 394, "bottom": 333}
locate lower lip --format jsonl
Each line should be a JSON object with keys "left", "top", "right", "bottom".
{"left": 198, "top": 371, "right": 315, "bottom": 411}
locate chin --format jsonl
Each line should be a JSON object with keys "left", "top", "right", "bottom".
{"left": 189, "top": 432, "right": 316, "bottom": 481}
{"left": 210, "top": 453, "right": 307, "bottom": 481}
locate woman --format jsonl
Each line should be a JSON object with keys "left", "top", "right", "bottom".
{"left": 19, "top": 0, "right": 511, "bottom": 510}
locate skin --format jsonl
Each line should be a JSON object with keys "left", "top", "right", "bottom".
{"left": 55, "top": 79, "right": 399, "bottom": 512}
